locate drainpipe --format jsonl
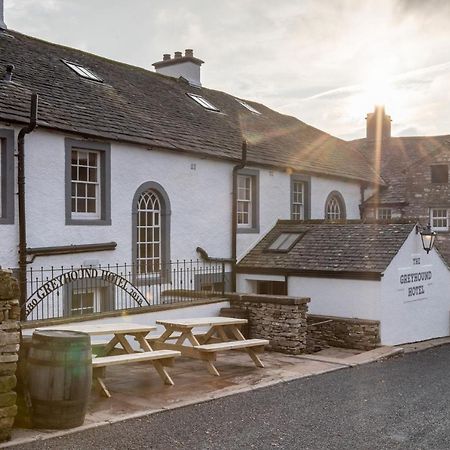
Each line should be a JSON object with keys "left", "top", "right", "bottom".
{"left": 359, "top": 183, "right": 368, "bottom": 219}
{"left": 231, "top": 141, "right": 247, "bottom": 291}
{"left": 18, "top": 93, "right": 38, "bottom": 319}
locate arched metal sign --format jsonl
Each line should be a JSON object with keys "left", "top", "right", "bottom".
{"left": 25, "top": 267, "right": 149, "bottom": 317}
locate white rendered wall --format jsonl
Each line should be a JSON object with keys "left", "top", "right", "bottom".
{"left": 155, "top": 61, "right": 201, "bottom": 86}
{"left": 0, "top": 126, "right": 365, "bottom": 271}
{"left": 380, "top": 231, "right": 450, "bottom": 345}
{"left": 236, "top": 273, "right": 381, "bottom": 319}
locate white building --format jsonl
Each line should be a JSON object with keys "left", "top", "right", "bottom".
{"left": 237, "top": 221, "right": 450, "bottom": 345}
{"left": 0, "top": 18, "right": 382, "bottom": 320}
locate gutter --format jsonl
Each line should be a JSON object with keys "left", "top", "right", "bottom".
{"left": 231, "top": 141, "right": 247, "bottom": 291}
{"left": 17, "top": 93, "right": 38, "bottom": 317}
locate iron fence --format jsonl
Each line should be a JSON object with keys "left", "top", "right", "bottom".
{"left": 17, "top": 260, "right": 226, "bottom": 323}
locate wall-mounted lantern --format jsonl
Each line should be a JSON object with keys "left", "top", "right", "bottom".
{"left": 416, "top": 224, "right": 437, "bottom": 254}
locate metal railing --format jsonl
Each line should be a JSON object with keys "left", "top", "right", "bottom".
{"left": 17, "top": 260, "right": 226, "bottom": 323}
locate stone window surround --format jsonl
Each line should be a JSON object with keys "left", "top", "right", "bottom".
{"left": 290, "top": 174, "right": 311, "bottom": 220}
{"left": 237, "top": 168, "right": 260, "bottom": 234}
{"left": 324, "top": 190, "right": 347, "bottom": 220}
{"left": 131, "top": 181, "right": 171, "bottom": 283}
{"left": 65, "top": 138, "right": 111, "bottom": 226}
{"left": 0, "top": 129, "right": 14, "bottom": 225}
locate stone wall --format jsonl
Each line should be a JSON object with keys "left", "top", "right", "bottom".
{"left": 0, "top": 270, "right": 20, "bottom": 441}
{"left": 307, "top": 314, "right": 380, "bottom": 352}
{"left": 229, "top": 293, "right": 310, "bottom": 355}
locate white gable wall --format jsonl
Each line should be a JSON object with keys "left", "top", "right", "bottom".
{"left": 380, "top": 231, "right": 450, "bottom": 345}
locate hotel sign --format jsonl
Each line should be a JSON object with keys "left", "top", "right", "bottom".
{"left": 25, "top": 267, "right": 149, "bottom": 316}
{"left": 398, "top": 255, "right": 432, "bottom": 302}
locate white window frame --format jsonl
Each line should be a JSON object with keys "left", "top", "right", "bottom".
{"left": 235, "top": 98, "right": 261, "bottom": 114}
{"left": 376, "top": 207, "right": 392, "bottom": 220}
{"left": 186, "top": 93, "right": 220, "bottom": 112}
{"left": 431, "top": 208, "right": 449, "bottom": 231}
{"left": 237, "top": 175, "right": 252, "bottom": 228}
{"left": 71, "top": 148, "right": 101, "bottom": 220}
{"left": 326, "top": 196, "right": 341, "bottom": 220}
{"left": 291, "top": 181, "right": 304, "bottom": 220}
{"left": 71, "top": 288, "right": 101, "bottom": 316}
{"left": 136, "top": 190, "right": 162, "bottom": 275}
{"left": 62, "top": 60, "right": 103, "bottom": 82}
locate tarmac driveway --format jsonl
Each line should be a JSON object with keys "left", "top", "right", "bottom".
{"left": 13, "top": 344, "right": 450, "bottom": 450}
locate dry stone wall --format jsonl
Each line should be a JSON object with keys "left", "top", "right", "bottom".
{"left": 307, "top": 314, "right": 380, "bottom": 352}
{"left": 229, "top": 294, "right": 310, "bottom": 355}
{"left": 0, "top": 270, "right": 20, "bottom": 441}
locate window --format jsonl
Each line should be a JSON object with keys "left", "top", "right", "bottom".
{"left": 133, "top": 182, "right": 171, "bottom": 277}
{"left": 291, "top": 174, "right": 310, "bottom": 220}
{"left": 186, "top": 93, "right": 219, "bottom": 111}
{"left": 237, "top": 169, "right": 259, "bottom": 233}
{"left": 65, "top": 139, "right": 111, "bottom": 225}
{"left": 376, "top": 208, "right": 392, "bottom": 220}
{"left": 268, "top": 233, "right": 302, "bottom": 251}
{"left": 0, "top": 129, "right": 14, "bottom": 224}
{"left": 71, "top": 290, "right": 95, "bottom": 316}
{"left": 431, "top": 165, "right": 448, "bottom": 184}
{"left": 62, "top": 60, "right": 103, "bottom": 82}
{"left": 235, "top": 98, "right": 261, "bottom": 114}
{"left": 137, "top": 191, "right": 161, "bottom": 274}
{"left": 431, "top": 208, "right": 448, "bottom": 231}
{"left": 256, "top": 281, "right": 286, "bottom": 296}
{"left": 65, "top": 282, "right": 113, "bottom": 317}
{"left": 325, "top": 191, "right": 346, "bottom": 220}
{"left": 71, "top": 149, "right": 100, "bottom": 218}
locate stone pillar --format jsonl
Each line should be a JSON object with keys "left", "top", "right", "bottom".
{"left": 0, "top": 270, "right": 20, "bottom": 441}
{"left": 229, "top": 294, "right": 310, "bottom": 355}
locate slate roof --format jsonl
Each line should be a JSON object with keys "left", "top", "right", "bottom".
{"left": 353, "top": 136, "right": 450, "bottom": 204}
{"left": 0, "top": 30, "right": 383, "bottom": 185}
{"left": 238, "top": 220, "right": 416, "bottom": 277}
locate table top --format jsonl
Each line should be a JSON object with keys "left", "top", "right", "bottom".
{"left": 156, "top": 316, "right": 248, "bottom": 328}
{"left": 36, "top": 322, "right": 157, "bottom": 336}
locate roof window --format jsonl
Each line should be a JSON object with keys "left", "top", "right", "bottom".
{"left": 267, "top": 233, "right": 302, "bottom": 252}
{"left": 187, "top": 93, "right": 219, "bottom": 112}
{"left": 62, "top": 60, "right": 103, "bottom": 82}
{"left": 235, "top": 98, "right": 261, "bottom": 114}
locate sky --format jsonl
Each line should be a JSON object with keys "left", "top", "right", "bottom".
{"left": 4, "top": 0, "right": 450, "bottom": 140}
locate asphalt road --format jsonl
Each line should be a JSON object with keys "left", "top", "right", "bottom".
{"left": 16, "top": 345, "right": 450, "bottom": 450}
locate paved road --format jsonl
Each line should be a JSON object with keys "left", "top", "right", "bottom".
{"left": 16, "top": 345, "right": 450, "bottom": 450}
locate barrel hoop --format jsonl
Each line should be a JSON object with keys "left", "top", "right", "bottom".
{"left": 27, "top": 357, "right": 92, "bottom": 367}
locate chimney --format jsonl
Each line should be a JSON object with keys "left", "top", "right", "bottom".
{"left": 0, "top": 0, "right": 7, "bottom": 30}
{"left": 366, "top": 106, "right": 391, "bottom": 140}
{"left": 152, "top": 49, "right": 204, "bottom": 87}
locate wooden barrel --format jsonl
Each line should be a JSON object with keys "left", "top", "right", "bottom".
{"left": 27, "top": 330, "right": 92, "bottom": 429}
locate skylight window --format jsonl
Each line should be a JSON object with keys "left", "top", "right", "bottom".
{"left": 268, "top": 233, "right": 302, "bottom": 251}
{"left": 187, "top": 93, "right": 219, "bottom": 112}
{"left": 235, "top": 98, "right": 261, "bottom": 114}
{"left": 62, "top": 60, "right": 103, "bottom": 82}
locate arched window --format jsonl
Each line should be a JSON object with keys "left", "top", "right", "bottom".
{"left": 325, "top": 191, "right": 346, "bottom": 220}
{"left": 132, "top": 182, "right": 171, "bottom": 275}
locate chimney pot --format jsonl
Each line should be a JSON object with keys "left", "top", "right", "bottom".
{"left": 174, "top": 51, "right": 182, "bottom": 59}
{"left": 185, "top": 49, "right": 194, "bottom": 57}
{"left": 163, "top": 54, "right": 171, "bottom": 61}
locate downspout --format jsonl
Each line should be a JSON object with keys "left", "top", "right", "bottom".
{"left": 231, "top": 140, "right": 247, "bottom": 291}
{"left": 18, "top": 93, "right": 39, "bottom": 319}
{"left": 359, "top": 182, "right": 368, "bottom": 220}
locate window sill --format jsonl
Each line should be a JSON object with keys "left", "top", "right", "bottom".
{"left": 66, "top": 218, "right": 112, "bottom": 226}
{"left": 237, "top": 226, "right": 260, "bottom": 234}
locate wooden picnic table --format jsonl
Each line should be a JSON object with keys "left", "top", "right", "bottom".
{"left": 152, "top": 317, "right": 269, "bottom": 376}
{"left": 37, "top": 322, "right": 180, "bottom": 397}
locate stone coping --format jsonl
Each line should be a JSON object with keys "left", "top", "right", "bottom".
{"left": 230, "top": 293, "right": 310, "bottom": 306}
{"left": 307, "top": 314, "right": 380, "bottom": 325}
{"left": 20, "top": 298, "right": 229, "bottom": 329}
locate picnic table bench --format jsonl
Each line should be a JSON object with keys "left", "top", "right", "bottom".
{"left": 37, "top": 322, "right": 180, "bottom": 397}
{"left": 151, "top": 317, "right": 269, "bottom": 376}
